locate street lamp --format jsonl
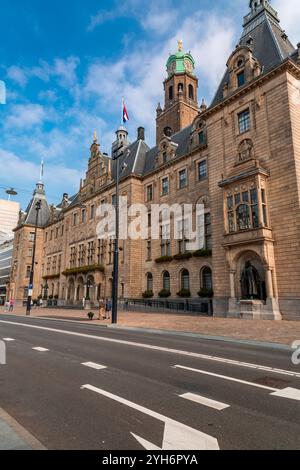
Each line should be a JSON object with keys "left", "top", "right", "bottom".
{"left": 42, "top": 282, "right": 49, "bottom": 300}
{"left": 26, "top": 200, "right": 42, "bottom": 316}
{"left": 111, "top": 146, "right": 125, "bottom": 325}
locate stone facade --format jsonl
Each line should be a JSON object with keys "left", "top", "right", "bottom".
{"left": 9, "top": 2, "right": 300, "bottom": 319}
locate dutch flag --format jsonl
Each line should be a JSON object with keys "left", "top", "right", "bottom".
{"left": 0, "top": 80, "right": 6, "bottom": 105}
{"left": 122, "top": 99, "right": 129, "bottom": 123}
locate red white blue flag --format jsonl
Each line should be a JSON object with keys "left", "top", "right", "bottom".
{"left": 122, "top": 99, "right": 129, "bottom": 123}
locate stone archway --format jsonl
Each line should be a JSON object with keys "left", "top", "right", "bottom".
{"left": 86, "top": 275, "right": 95, "bottom": 303}
{"left": 76, "top": 276, "right": 85, "bottom": 302}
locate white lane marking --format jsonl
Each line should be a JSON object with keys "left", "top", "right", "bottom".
{"left": 81, "top": 384, "right": 219, "bottom": 450}
{"left": 270, "top": 388, "right": 300, "bottom": 401}
{"left": 174, "top": 365, "right": 278, "bottom": 391}
{"left": 2, "top": 338, "right": 15, "bottom": 342}
{"left": 175, "top": 365, "right": 300, "bottom": 402}
{"left": 82, "top": 362, "right": 107, "bottom": 370}
{"left": 32, "top": 347, "right": 49, "bottom": 352}
{"left": 0, "top": 319, "right": 298, "bottom": 379}
{"left": 180, "top": 393, "right": 230, "bottom": 411}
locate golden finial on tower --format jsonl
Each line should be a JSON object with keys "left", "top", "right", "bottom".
{"left": 93, "top": 129, "right": 97, "bottom": 142}
{"left": 178, "top": 39, "right": 183, "bottom": 52}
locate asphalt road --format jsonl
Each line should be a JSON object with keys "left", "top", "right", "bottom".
{"left": 0, "top": 314, "right": 300, "bottom": 450}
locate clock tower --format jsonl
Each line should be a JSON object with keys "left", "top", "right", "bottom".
{"left": 156, "top": 40, "right": 199, "bottom": 144}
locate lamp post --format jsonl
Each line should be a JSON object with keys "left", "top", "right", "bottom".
{"left": 42, "top": 282, "right": 49, "bottom": 301}
{"left": 26, "top": 200, "right": 41, "bottom": 316}
{"left": 111, "top": 147, "right": 124, "bottom": 325}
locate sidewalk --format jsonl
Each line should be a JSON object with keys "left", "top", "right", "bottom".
{"left": 0, "top": 407, "right": 45, "bottom": 450}
{"left": 1, "top": 306, "right": 300, "bottom": 346}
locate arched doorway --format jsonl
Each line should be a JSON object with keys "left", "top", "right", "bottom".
{"left": 86, "top": 275, "right": 95, "bottom": 303}
{"left": 181, "top": 269, "right": 190, "bottom": 290}
{"left": 67, "top": 278, "right": 75, "bottom": 303}
{"left": 76, "top": 276, "right": 84, "bottom": 302}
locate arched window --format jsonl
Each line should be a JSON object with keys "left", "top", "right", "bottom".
{"left": 202, "top": 267, "right": 213, "bottom": 290}
{"left": 163, "top": 271, "right": 170, "bottom": 291}
{"left": 236, "top": 204, "right": 251, "bottom": 231}
{"left": 181, "top": 269, "right": 190, "bottom": 290}
{"left": 146, "top": 273, "right": 153, "bottom": 292}
{"left": 188, "top": 84, "right": 194, "bottom": 100}
{"left": 169, "top": 86, "right": 173, "bottom": 100}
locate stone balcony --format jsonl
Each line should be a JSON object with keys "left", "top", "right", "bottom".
{"left": 222, "top": 227, "right": 274, "bottom": 248}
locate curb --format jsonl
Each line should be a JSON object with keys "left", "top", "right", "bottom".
{"left": 0, "top": 407, "right": 46, "bottom": 450}
{"left": 108, "top": 324, "right": 293, "bottom": 352}
{"left": 0, "top": 312, "right": 293, "bottom": 352}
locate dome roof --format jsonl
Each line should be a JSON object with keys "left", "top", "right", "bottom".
{"left": 166, "top": 40, "right": 195, "bottom": 77}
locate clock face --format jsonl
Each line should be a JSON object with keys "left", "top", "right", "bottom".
{"left": 184, "top": 59, "right": 193, "bottom": 73}
{"left": 168, "top": 61, "right": 176, "bottom": 76}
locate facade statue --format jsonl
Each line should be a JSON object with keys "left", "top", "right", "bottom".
{"left": 241, "top": 261, "right": 261, "bottom": 299}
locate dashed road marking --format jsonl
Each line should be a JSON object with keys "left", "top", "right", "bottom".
{"left": 2, "top": 338, "right": 15, "bottom": 342}
{"left": 82, "top": 362, "right": 107, "bottom": 370}
{"left": 0, "top": 319, "right": 299, "bottom": 379}
{"left": 32, "top": 347, "right": 49, "bottom": 352}
{"left": 179, "top": 393, "right": 230, "bottom": 411}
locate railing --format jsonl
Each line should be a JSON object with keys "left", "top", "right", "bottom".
{"left": 120, "top": 298, "right": 213, "bottom": 316}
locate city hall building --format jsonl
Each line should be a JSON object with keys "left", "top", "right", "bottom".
{"left": 8, "top": 1, "right": 300, "bottom": 320}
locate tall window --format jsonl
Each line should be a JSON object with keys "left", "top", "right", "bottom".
{"left": 198, "top": 131, "right": 205, "bottom": 146}
{"left": 146, "top": 185, "right": 153, "bottom": 202}
{"left": 70, "top": 247, "right": 76, "bottom": 268}
{"left": 237, "top": 70, "right": 245, "bottom": 87}
{"left": 78, "top": 244, "right": 85, "bottom": 267}
{"left": 238, "top": 109, "right": 250, "bottom": 134}
{"left": 169, "top": 86, "right": 173, "bottom": 100}
{"left": 205, "top": 213, "right": 212, "bottom": 250}
{"left": 81, "top": 209, "right": 86, "bottom": 223}
{"left": 26, "top": 266, "right": 31, "bottom": 278}
{"left": 87, "top": 241, "right": 95, "bottom": 265}
{"left": 98, "top": 240, "right": 106, "bottom": 265}
{"left": 163, "top": 271, "right": 170, "bottom": 291}
{"left": 202, "top": 267, "right": 213, "bottom": 290}
{"left": 188, "top": 84, "right": 194, "bottom": 100}
{"left": 181, "top": 270, "right": 190, "bottom": 290}
{"left": 179, "top": 169, "right": 187, "bottom": 189}
{"left": 227, "top": 187, "right": 260, "bottom": 233}
{"left": 160, "top": 221, "right": 171, "bottom": 256}
{"left": 198, "top": 160, "right": 207, "bottom": 181}
{"left": 73, "top": 213, "right": 78, "bottom": 226}
{"left": 261, "top": 189, "right": 268, "bottom": 226}
{"left": 162, "top": 177, "right": 169, "bottom": 196}
{"left": 90, "top": 205, "right": 95, "bottom": 220}
{"left": 147, "top": 240, "right": 152, "bottom": 261}
{"left": 29, "top": 232, "right": 35, "bottom": 242}
{"left": 146, "top": 273, "right": 153, "bottom": 292}
{"left": 52, "top": 256, "right": 57, "bottom": 274}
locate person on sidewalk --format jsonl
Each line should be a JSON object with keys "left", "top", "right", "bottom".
{"left": 105, "top": 299, "right": 112, "bottom": 320}
{"left": 4, "top": 300, "right": 9, "bottom": 312}
{"left": 98, "top": 299, "right": 105, "bottom": 320}
{"left": 9, "top": 299, "right": 15, "bottom": 312}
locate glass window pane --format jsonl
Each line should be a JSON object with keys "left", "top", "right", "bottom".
{"left": 236, "top": 204, "right": 251, "bottom": 230}
{"left": 235, "top": 193, "right": 241, "bottom": 205}
{"left": 242, "top": 191, "right": 249, "bottom": 202}
{"left": 238, "top": 109, "right": 250, "bottom": 133}
{"left": 250, "top": 188, "right": 257, "bottom": 204}
{"left": 228, "top": 211, "right": 235, "bottom": 232}
{"left": 199, "top": 161, "right": 207, "bottom": 180}
{"left": 252, "top": 205, "right": 259, "bottom": 228}
{"left": 227, "top": 196, "right": 233, "bottom": 210}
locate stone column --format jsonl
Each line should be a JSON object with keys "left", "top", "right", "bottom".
{"left": 73, "top": 285, "right": 77, "bottom": 303}
{"left": 265, "top": 269, "right": 274, "bottom": 299}
{"left": 230, "top": 271, "right": 236, "bottom": 298}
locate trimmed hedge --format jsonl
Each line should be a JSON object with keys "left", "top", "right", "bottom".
{"left": 198, "top": 288, "right": 214, "bottom": 298}
{"left": 155, "top": 256, "right": 173, "bottom": 264}
{"left": 158, "top": 289, "right": 171, "bottom": 298}
{"left": 142, "top": 290, "right": 154, "bottom": 299}
{"left": 177, "top": 288, "right": 191, "bottom": 298}
{"left": 193, "top": 249, "right": 212, "bottom": 258}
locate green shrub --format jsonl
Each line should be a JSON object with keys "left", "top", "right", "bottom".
{"left": 142, "top": 290, "right": 154, "bottom": 299}
{"left": 158, "top": 289, "right": 171, "bottom": 298}
{"left": 155, "top": 256, "right": 173, "bottom": 264}
{"left": 87, "top": 311, "right": 94, "bottom": 320}
{"left": 177, "top": 288, "right": 191, "bottom": 298}
{"left": 198, "top": 288, "right": 214, "bottom": 298}
{"left": 193, "top": 249, "right": 212, "bottom": 258}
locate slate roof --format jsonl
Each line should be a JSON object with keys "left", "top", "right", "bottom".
{"left": 211, "top": 3, "right": 296, "bottom": 107}
{"left": 22, "top": 183, "right": 51, "bottom": 227}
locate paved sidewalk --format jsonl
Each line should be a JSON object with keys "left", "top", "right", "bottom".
{"left": 0, "top": 407, "right": 45, "bottom": 450}
{"left": 1, "top": 306, "right": 300, "bottom": 346}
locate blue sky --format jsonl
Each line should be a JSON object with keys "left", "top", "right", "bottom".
{"left": 0, "top": 0, "right": 298, "bottom": 208}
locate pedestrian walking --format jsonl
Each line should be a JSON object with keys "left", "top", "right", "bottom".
{"left": 105, "top": 299, "right": 112, "bottom": 320}
{"left": 5, "top": 300, "right": 9, "bottom": 311}
{"left": 98, "top": 299, "right": 105, "bottom": 320}
{"left": 9, "top": 299, "right": 15, "bottom": 312}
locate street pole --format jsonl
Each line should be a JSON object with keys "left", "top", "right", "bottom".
{"left": 112, "top": 155, "right": 120, "bottom": 324}
{"left": 26, "top": 200, "right": 41, "bottom": 316}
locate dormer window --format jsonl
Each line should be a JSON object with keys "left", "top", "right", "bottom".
{"left": 199, "top": 130, "right": 205, "bottom": 145}
{"left": 237, "top": 70, "right": 245, "bottom": 87}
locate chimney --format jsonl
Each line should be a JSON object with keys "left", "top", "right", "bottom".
{"left": 137, "top": 127, "right": 145, "bottom": 141}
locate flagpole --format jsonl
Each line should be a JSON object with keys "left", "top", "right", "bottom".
{"left": 121, "top": 97, "right": 124, "bottom": 126}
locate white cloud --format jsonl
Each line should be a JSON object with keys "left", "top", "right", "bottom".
{"left": 273, "top": 0, "right": 300, "bottom": 45}
{"left": 5, "top": 104, "right": 53, "bottom": 129}
{"left": 7, "top": 66, "right": 28, "bottom": 87}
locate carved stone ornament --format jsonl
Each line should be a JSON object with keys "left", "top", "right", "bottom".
{"left": 237, "top": 139, "right": 254, "bottom": 163}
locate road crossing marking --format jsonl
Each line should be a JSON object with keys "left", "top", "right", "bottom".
{"left": 0, "top": 319, "right": 299, "bottom": 379}
{"left": 82, "top": 362, "right": 107, "bottom": 370}
{"left": 174, "top": 364, "right": 300, "bottom": 402}
{"left": 180, "top": 393, "right": 230, "bottom": 410}
{"left": 32, "top": 347, "right": 49, "bottom": 352}
{"left": 2, "top": 338, "right": 15, "bottom": 342}
{"left": 81, "top": 384, "right": 219, "bottom": 450}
